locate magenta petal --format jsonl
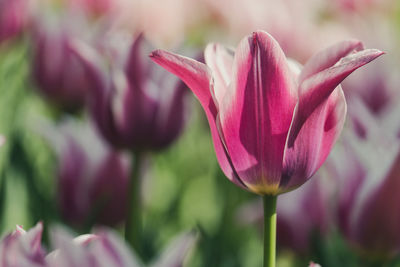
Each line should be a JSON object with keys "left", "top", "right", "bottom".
{"left": 299, "top": 39, "right": 364, "bottom": 83}
{"left": 282, "top": 86, "right": 347, "bottom": 191}
{"left": 287, "top": 48, "right": 384, "bottom": 148}
{"left": 204, "top": 43, "right": 234, "bottom": 106}
{"left": 218, "top": 31, "right": 297, "bottom": 194}
{"left": 150, "top": 50, "right": 246, "bottom": 189}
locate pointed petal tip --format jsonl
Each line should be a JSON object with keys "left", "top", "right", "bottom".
{"left": 149, "top": 49, "right": 170, "bottom": 60}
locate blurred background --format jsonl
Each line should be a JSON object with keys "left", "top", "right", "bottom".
{"left": 0, "top": 0, "right": 400, "bottom": 266}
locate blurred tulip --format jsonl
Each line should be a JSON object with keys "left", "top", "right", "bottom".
{"left": 237, "top": 172, "right": 333, "bottom": 254}
{"left": 0, "top": 222, "right": 46, "bottom": 267}
{"left": 150, "top": 30, "right": 383, "bottom": 195}
{"left": 31, "top": 18, "right": 91, "bottom": 112}
{"left": 343, "top": 61, "right": 393, "bottom": 117}
{"left": 0, "top": 223, "right": 196, "bottom": 267}
{"left": 71, "top": 34, "right": 188, "bottom": 152}
{"left": 0, "top": 0, "right": 29, "bottom": 44}
{"left": 309, "top": 262, "right": 321, "bottom": 267}
{"left": 330, "top": 99, "right": 400, "bottom": 259}
{"left": 41, "top": 119, "right": 129, "bottom": 227}
{"left": 47, "top": 228, "right": 196, "bottom": 267}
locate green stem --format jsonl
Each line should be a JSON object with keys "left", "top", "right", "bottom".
{"left": 263, "top": 195, "right": 277, "bottom": 267}
{"left": 125, "top": 151, "right": 143, "bottom": 253}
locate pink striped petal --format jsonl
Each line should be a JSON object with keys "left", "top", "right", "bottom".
{"left": 150, "top": 50, "right": 246, "bottom": 189}
{"left": 287, "top": 48, "right": 384, "bottom": 148}
{"left": 299, "top": 39, "right": 364, "bottom": 83}
{"left": 282, "top": 86, "right": 346, "bottom": 192}
{"left": 218, "top": 31, "right": 297, "bottom": 194}
{"left": 204, "top": 43, "right": 234, "bottom": 106}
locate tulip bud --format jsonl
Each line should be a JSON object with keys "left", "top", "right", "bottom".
{"left": 42, "top": 119, "right": 129, "bottom": 227}
{"left": 71, "top": 34, "right": 188, "bottom": 151}
{"left": 31, "top": 16, "right": 91, "bottom": 111}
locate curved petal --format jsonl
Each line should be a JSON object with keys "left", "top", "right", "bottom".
{"left": 150, "top": 50, "right": 246, "bottom": 189}
{"left": 204, "top": 43, "right": 234, "bottom": 106}
{"left": 281, "top": 86, "right": 346, "bottom": 192}
{"left": 287, "top": 48, "right": 384, "bottom": 148}
{"left": 299, "top": 39, "right": 364, "bottom": 83}
{"left": 218, "top": 31, "right": 297, "bottom": 195}
{"left": 69, "top": 40, "right": 122, "bottom": 147}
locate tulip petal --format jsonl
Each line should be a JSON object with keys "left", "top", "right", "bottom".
{"left": 204, "top": 43, "right": 234, "bottom": 106}
{"left": 299, "top": 39, "right": 364, "bottom": 83}
{"left": 282, "top": 86, "right": 346, "bottom": 192}
{"left": 218, "top": 31, "right": 297, "bottom": 194}
{"left": 150, "top": 50, "right": 246, "bottom": 189}
{"left": 287, "top": 48, "right": 384, "bottom": 148}
{"left": 68, "top": 40, "right": 120, "bottom": 146}
{"left": 354, "top": 153, "right": 400, "bottom": 254}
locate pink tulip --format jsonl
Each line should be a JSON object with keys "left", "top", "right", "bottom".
{"left": 150, "top": 30, "right": 383, "bottom": 195}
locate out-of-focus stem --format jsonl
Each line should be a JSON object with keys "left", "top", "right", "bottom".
{"left": 263, "top": 195, "right": 277, "bottom": 267}
{"left": 125, "top": 151, "right": 143, "bottom": 253}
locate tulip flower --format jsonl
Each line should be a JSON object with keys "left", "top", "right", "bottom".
{"left": 0, "top": 223, "right": 196, "bottom": 267}
{"left": 31, "top": 19, "right": 91, "bottom": 111}
{"left": 70, "top": 34, "right": 189, "bottom": 252}
{"left": 330, "top": 99, "right": 400, "bottom": 260}
{"left": 0, "top": 222, "right": 46, "bottom": 267}
{"left": 41, "top": 119, "right": 129, "bottom": 228}
{"left": 150, "top": 30, "right": 383, "bottom": 267}
{"left": 71, "top": 34, "right": 188, "bottom": 152}
{"left": 0, "top": 0, "right": 29, "bottom": 44}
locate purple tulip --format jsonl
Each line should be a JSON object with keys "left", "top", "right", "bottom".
{"left": 0, "top": 0, "right": 28, "bottom": 44}
{"left": 0, "top": 223, "right": 196, "bottom": 267}
{"left": 330, "top": 99, "right": 400, "bottom": 258}
{"left": 0, "top": 223, "right": 46, "bottom": 267}
{"left": 70, "top": 34, "right": 188, "bottom": 151}
{"left": 31, "top": 20, "right": 90, "bottom": 111}
{"left": 150, "top": 30, "right": 383, "bottom": 195}
{"left": 42, "top": 119, "right": 129, "bottom": 227}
